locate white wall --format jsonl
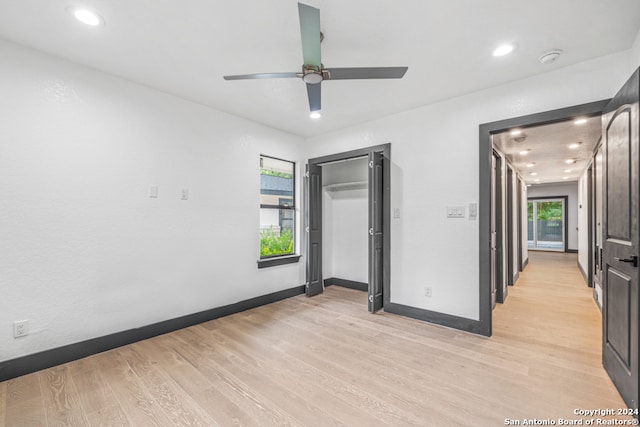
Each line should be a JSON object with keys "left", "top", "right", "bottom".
{"left": 322, "top": 159, "right": 369, "bottom": 283}
{"left": 0, "top": 40, "right": 305, "bottom": 362}
{"left": 306, "top": 51, "right": 631, "bottom": 320}
{"left": 630, "top": 28, "right": 640, "bottom": 72}
{"left": 527, "top": 182, "right": 580, "bottom": 251}
{"left": 3, "top": 40, "right": 637, "bottom": 362}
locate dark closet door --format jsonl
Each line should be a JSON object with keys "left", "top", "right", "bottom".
{"left": 602, "top": 68, "right": 639, "bottom": 411}
{"left": 306, "top": 163, "right": 323, "bottom": 297}
{"left": 491, "top": 151, "right": 504, "bottom": 306}
{"left": 506, "top": 166, "right": 514, "bottom": 286}
{"left": 368, "top": 151, "right": 383, "bottom": 312}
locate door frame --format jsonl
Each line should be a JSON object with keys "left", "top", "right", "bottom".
{"left": 478, "top": 99, "right": 610, "bottom": 336}
{"left": 506, "top": 165, "right": 515, "bottom": 285}
{"left": 492, "top": 150, "right": 505, "bottom": 305}
{"left": 527, "top": 196, "right": 569, "bottom": 252}
{"left": 517, "top": 176, "right": 524, "bottom": 272}
{"left": 586, "top": 160, "right": 594, "bottom": 288}
{"left": 307, "top": 143, "right": 391, "bottom": 310}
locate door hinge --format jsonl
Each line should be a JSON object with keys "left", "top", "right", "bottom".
{"left": 306, "top": 226, "right": 310, "bottom": 233}
{"left": 368, "top": 161, "right": 373, "bottom": 168}
{"left": 369, "top": 228, "right": 374, "bottom": 236}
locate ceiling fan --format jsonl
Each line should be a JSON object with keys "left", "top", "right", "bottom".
{"left": 223, "top": 2, "right": 408, "bottom": 115}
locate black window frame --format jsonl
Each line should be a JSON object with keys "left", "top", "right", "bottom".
{"left": 257, "top": 154, "right": 300, "bottom": 268}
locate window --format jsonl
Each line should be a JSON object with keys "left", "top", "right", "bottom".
{"left": 258, "top": 155, "right": 299, "bottom": 268}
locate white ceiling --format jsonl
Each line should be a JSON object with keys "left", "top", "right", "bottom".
{"left": 0, "top": 1, "right": 639, "bottom": 137}
{"left": 492, "top": 116, "right": 602, "bottom": 184}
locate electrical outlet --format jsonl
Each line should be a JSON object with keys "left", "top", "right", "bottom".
{"left": 424, "top": 287, "right": 432, "bottom": 298}
{"left": 180, "top": 188, "right": 189, "bottom": 200}
{"left": 14, "top": 320, "right": 28, "bottom": 338}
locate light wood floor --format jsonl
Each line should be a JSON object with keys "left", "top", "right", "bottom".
{"left": 0, "top": 251, "right": 630, "bottom": 426}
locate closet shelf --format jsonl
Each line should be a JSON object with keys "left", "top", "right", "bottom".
{"left": 324, "top": 181, "right": 368, "bottom": 192}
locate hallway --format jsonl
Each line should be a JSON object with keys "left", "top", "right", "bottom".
{"left": 492, "top": 250, "right": 625, "bottom": 417}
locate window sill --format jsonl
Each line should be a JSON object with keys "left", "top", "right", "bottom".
{"left": 257, "top": 254, "right": 301, "bottom": 269}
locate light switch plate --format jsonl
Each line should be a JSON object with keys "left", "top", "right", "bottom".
{"left": 468, "top": 203, "right": 478, "bottom": 220}
{"left": 446, "top": 206, "right": 465, "bottom": 218}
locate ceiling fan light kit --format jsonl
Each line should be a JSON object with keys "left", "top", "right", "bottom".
{"left": 223, "top": 2, "right": 408, "bottom": 114}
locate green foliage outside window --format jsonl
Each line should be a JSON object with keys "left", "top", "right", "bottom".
{"left": 536, "top": 201, "right": 562, "bottom": 221}
{"left": 528, "top": 201, "right": 562, "bottom": 221}
{"left": 260, "top": 169, "right": 292, "bottom": 179}
{"left": 260, "top": 227, "right": 294, "bottom": 257}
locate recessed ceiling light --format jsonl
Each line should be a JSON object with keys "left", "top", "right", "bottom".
{"left": 574, "top": 118, "right": 588, "bottom": 125}
{"left": 309, "top": 111, "right": 321, "bottom": 119}
{"left": 564, "top": 169, "right": 572, "bottom": 173}
{"left": 530, "top": 172, "right": 537, "bottom": 176}
{"left": 565, "top": 159, "right": 576, "bottom": 164}
{"left": 563, "top": 177, "right": 569, "bottom": 180}
{"left": 527, "top": 184, "right": 532, "bottom": 187}
{"left": 493, "top": 44, "right": 516, "bottom": 57}
{"left": 69, "top": 7, "right": 104, "bottom": 26}
{"left": 526, "top": 163, "right": 535, "bottom": 168}
{"left": 534, "top": 179, "right": 540, "bottom": 182}
{"left": 510, "top": 129, "right": 522, "bottom": 136}
{"left": 519, "top": 149, "right": 530, "bottom": 155}
{"left": 569, "top": 142, "right": 582, "bottom": 149}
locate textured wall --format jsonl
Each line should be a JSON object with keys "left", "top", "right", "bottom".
{"left": 306, "top": 51, "right": 631, "bottom": 320}
{"left": 0, "top": 40, "right": 305, "bottom": 361}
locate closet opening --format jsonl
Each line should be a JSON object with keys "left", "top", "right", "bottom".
{"left": 305, "top": 144, "right": 390, "bottom": 313}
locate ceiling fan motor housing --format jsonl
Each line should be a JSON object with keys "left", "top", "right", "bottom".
{"left": 302, "top": 64, "right": 324, "bottom": 84}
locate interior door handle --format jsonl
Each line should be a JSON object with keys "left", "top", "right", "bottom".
{"left": 614, "top": 255, "right": 638, "bottom": 267}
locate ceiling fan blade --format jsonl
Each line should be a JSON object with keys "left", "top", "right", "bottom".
{"left": 298, "top": 3, "right": 321, "bottom": 68}
{"left": 306, "top": 83, "right": 321, "bottom": 112}
{"left": 324, "top": 67, "right": 408, "bottom": 80}
{"left": 223, "top": 72, "right": 300, "bottom": 80}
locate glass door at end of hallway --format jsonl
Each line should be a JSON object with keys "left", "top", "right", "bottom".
{"left": 528, "top": 198, "right": 565, "bottom": 252}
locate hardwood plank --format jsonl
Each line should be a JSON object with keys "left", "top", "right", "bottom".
{"left": 4, "top": 397, "right": 47, "bottom": 427}
{"left": 170, "top": 327, "right": 304, "bottom": 427}
{"left": 116, "top": 344, "right": 219, "bottom": 427}
{"left": 188, "top": 324, "right": 382, "bottom": 426}
{"left": 68, "top": 355, "right": 129, "bottom": 424}
{"left": 6, "top": 373, "right": 41, "bottom": 408}
{"left": 99, "top": 347, "right": 175, "bottom": 426}
{"left": 85, "top": 405, "right": 130, "bottom": 427}
{"left": 39, "top": 364, "right": 90, "bottom": 426}
{"left": 0, "top": 381, "right": 6, "bottom": 427}
{"left": 0, "top": 251, "right": 632, "bottom": 425}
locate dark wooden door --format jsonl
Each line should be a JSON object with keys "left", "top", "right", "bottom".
{"left": 506, "top": 166, "right": 514, "bottom": 286}
{"left": 306, "top": 163, "right": 323, "bottom": 297}
{"left": 517, "top": 177, "right": 523, "bottom": 272}
{"left": 594, "top": 146, "right": 604, "bottom": 287}
{"left": 602, "top": 68, "right": 639, "bottom": 411}
{"left": 491, "top": 150, "right": 504, "bottom": 306}
{"left": 368, "top": 151, "right": 383, "bottom": 312}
